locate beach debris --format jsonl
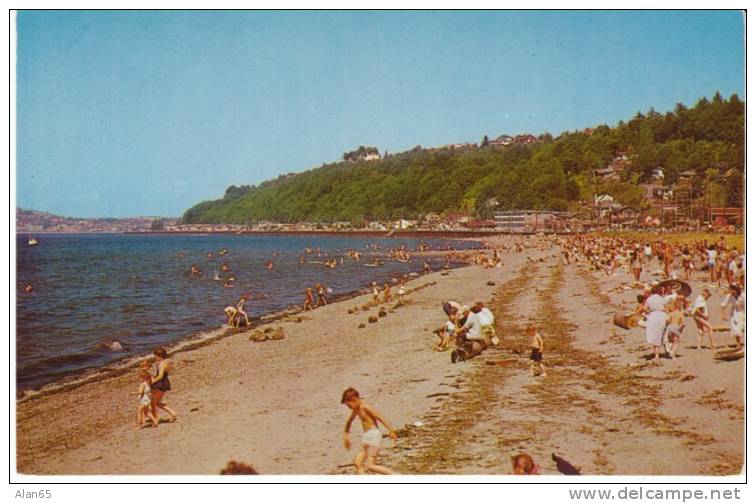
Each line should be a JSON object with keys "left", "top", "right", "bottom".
{"left": 679, "top": 374, "right": 697, "bottom": 382}
{"left": 368, "top": 316, "right": 378, "bottom": 324}
{"left": 715, "top": 347, "right": 744, "bottom": 361}
{"left": 426, "top": 392, "right": 450, "bottom": 398}
{"left": 361, "top": 305, "right": 371, "bottom": 311}
{"left": 378, "top": 308, "right": 387, "bottom": 318}
{"left": 484, "top": 358, "right": 518, "bottom": 366}
{"left": 486, "top": 281, "right": 496, "bottom": 286}
{"left": 552, "top": 453, "right": 582, "bottom": 475}
{"left": 249, "top": 327, "right": 285, "bottom": 342}
{"left": 358, "top": 323, "right": 366, "bottom": 329}
{"left": 413, "top": 421, "right": 424, "bottom": 427}
{"left": 190, "top": 407, "right": 200, "bottom": 412}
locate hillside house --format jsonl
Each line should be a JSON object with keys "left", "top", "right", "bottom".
{"left": 489, "top": 134, "right": 514, "bottom": 146}
{"left": 514, "top": 134, "right": 537, "bottom": 144}
{"left": 343, "top": 146, "right": 380, "bottom": 162}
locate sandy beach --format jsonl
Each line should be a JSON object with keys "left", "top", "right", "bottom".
{"left": 16, "top": 236, "right": 744, "bottom": 476}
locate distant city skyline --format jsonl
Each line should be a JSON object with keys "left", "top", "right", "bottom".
{"left": 15, "top": 10, "right": 745, "bottom": 218}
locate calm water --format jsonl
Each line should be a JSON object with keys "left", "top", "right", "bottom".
{"left": 16, "top": 233, "right": 480, "bottom": 391}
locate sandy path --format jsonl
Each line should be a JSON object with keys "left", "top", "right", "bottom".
{"left": 382, "top": 254, "right": 743, "bottom": 475}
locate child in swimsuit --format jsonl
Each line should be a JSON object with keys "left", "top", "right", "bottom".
{"left": 136, "top": 371, "right": 158, "bottom": 429}
{"left": 665, "top": 299, "right": 685, "bottom": 360}
{"left": 527, "top": 323, "right": 547, "bottom": 377}
{"left": 341, "top": 387, "right": 397, "bottom": 475}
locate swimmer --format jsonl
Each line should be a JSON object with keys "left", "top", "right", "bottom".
{"left": 23, "top": 283, "right": 33, "bottom": 293}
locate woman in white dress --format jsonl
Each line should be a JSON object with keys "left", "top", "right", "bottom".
{"left": 645, "top": 291, "right": 668, "bottom": 363}
{"left": 721, "top": 284, "right": 745, "bottom": 347}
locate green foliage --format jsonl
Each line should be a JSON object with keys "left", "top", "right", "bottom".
{"left": 183, "top": 92, "right": 744, "bottom": 224}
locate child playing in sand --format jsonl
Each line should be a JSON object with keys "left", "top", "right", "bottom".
{"left": 382, "top": 283, "right": 392, "bottom": 303}
{"left": 371, "top": 282, "right": 379, "bottom": 304}
{"left": 341, "top": 387, "right": 398, "bottom": 475}
{"left": 136, "top": 371, "right": 158, "bottom": 428}
{"left": 527, "top": 324, "right": 547, "bottom": 377}
{"left": 664, "top": 298, "right": 685, "bottom": 360}
{"left": 434, "top": 313, "right": 457, "bottom": 351}
{"left": 397, "top": 282, "right": 406, "bottom": 304}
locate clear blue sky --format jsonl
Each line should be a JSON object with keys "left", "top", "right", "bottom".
{"left": 16, "top": 10, "right": 745, "bottom": 218}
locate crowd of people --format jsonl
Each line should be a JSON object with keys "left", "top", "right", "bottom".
{"left": 137, "top": 231, "right": 743, "bottom": 475}
{"left": 555, "top": 234, "right": 745, "bottom": 362}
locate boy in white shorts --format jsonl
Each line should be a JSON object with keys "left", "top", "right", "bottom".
{"left": 342, "top": 387, "right": 398, "bottom": 474}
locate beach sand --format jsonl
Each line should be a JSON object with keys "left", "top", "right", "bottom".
{"left": 16, "top": 237, "right": 744, "bottom": 475}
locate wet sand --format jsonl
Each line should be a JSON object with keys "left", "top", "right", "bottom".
{"left": 16, "top": 237, "right": 744, "bottom": 475}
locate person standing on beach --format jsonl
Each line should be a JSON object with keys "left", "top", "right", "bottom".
{"left": 316, "top": 283, "right": 328, "bottom": 306}
{"left": 136, "top": 371, "right": 159, "bottom": 429}
{"left": 236, "top": 295, "right": 250, "bottom": 326}
{"left": 527, "top": 324, "right": 547, "bottom": 377}
{"left": 150, "top": 347, "right": 178, "bottom": 425}
{"left": 664, "top": 299, "right": 685, "bottom": 360}
{"left": 382, "top": 283, "right": 392, "bottom": 303}
{"left": 720, "top": 284, "right": 745, "bottom": 347}
{"left": 644, "top": 289, "right": 667, "bottom": 363}
{"left": 341, "top": 387, "right": 397, "bottom": 475}
{"left": 302, "top": 287, "right": 314, "bottom": 312}
{"left": 692, "top": 289, "right": 714, "bottom": 350}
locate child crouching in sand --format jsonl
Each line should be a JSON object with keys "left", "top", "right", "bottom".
{"left": 136, "top": 371, "right": 159, "bottom": 428}
{"left": 341, "top": 387, "right": 398, "bottom": 475}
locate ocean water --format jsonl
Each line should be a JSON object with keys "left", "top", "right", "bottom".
{"left": 16, "top": 233, "right": 480, "bottom": 391}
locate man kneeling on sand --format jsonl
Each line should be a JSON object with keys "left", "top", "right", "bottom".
{"left": 452, "top": 305, "right": 488, "bottom": 363}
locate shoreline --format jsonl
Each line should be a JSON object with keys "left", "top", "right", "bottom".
{"left": 16, "top": 258, "right": 476, "bottom": 403}
{"left": 15, "top": 235, "right": 743, "bottom": 475}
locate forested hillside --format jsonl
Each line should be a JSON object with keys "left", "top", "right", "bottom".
{"left": 183, "top": 92, "right": 744, "bottom": 224}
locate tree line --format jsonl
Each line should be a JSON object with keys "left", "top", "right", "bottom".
{"left": 182, "top": 92, "right": 744, "bottom": 225}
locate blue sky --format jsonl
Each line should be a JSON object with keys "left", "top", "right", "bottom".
{"left": 16, "top": 10, "right": 745, "bottom": 218}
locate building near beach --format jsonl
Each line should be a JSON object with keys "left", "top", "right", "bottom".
{"left": 494, "top": 210, "right": 565, "bottom": 232}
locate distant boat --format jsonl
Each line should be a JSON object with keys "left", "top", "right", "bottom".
{"left": 27, "top": 227, "right": 38, "bottom": 247}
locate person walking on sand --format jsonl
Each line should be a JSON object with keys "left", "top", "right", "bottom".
{"left": 302, "top": 287, "right": 315, "bottom": 312}
{"left": 644, "top": 288, "right": 667, "bottom": 363}
{"left": 527, "top": 323, "right": 547, "bottom": 377}
{"left": 720, "top": 284, "right": 745, "bottom": 347}
{"left": 691, "top": 288, "right": 715, "bottom": 349}
{"left": 382, "top": 283, "right": 392, "bottom": 303}
{"left": 150, "top": 347, "right": 178, "bottom": 425}
{"left": 135, "top": 370, "right": 159, "bottom": 429}
{"left": 664, "top": 298, "right": 685, "bottom": 360}
{"left": 316, "top": 283, "right": 328, "bottom": 307}
{"left": 341, "top": 387, "right": 398, "bottom": 475}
